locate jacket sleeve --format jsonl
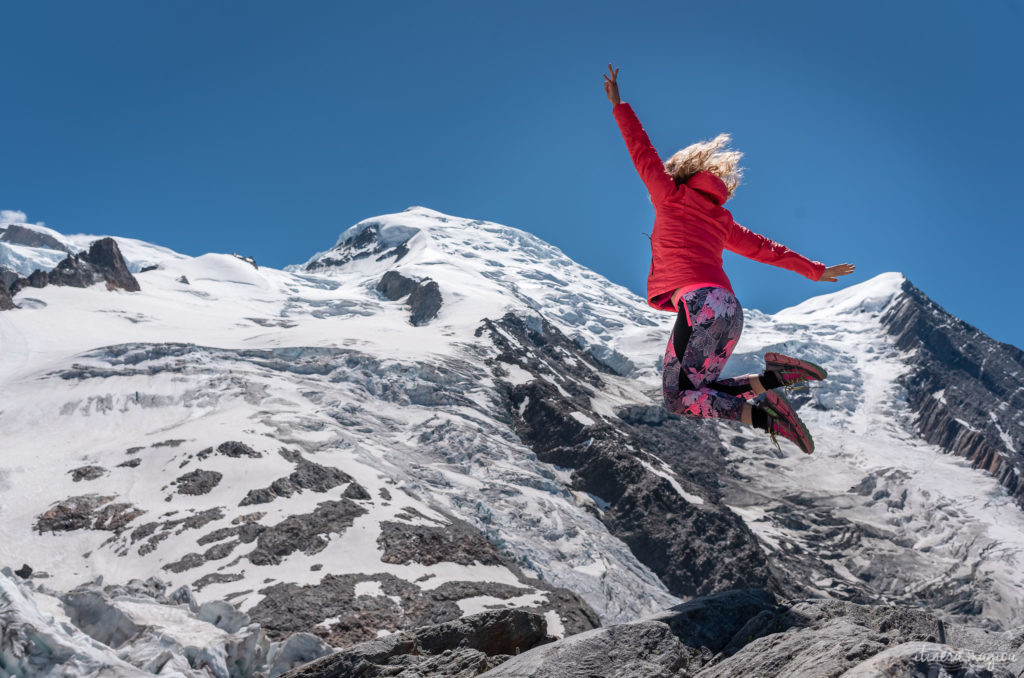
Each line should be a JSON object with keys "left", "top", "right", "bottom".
{"left": 612, "top": 102, "right": 675, "bottom": 203}
{"left": 725, "top": 222, "right": 826, "bottom": 281}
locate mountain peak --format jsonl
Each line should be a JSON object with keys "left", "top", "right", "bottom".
{"left": 775, "top": 271, "right": 907, "bottom": 320}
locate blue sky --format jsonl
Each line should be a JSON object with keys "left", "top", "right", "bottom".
{"left": 3, "top": 1, "right": 1022, "bottom": 348}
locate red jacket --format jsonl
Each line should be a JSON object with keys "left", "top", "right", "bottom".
{"left": 613, "top": 103, "right": 825, "bottom": 313}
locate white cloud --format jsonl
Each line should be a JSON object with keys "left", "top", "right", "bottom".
{"left": 0, "top": 210, "right": 29, "bottom": 226}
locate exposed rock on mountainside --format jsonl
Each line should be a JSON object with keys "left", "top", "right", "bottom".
{"left": 482, "top": 588, "right": 1024, "bottom": 678}
{"left": 282, "top": 608, "right": 553, "bottom": 678}
{"left": 881, "top": 278, "right": 1024, "bottom": 507}
{"left": 306, "top": 221, "right": 412, "bottom": 271}
{"left": 0, "top": 223, "right": 71, "bottom": 252}
{"left": 47, "top": 237, "right": 141, "bottom": 292}
{"left": 482, "top": 312, "right": 782, "bottom": 600}
{"left": 3, "top": 236, "right": 140, "bottom": 309}
{"left": 376, "top": 269, "right": 444, "bottom": 325}
{"left": 0, "top": 278, "right": 15, "bottom": 310}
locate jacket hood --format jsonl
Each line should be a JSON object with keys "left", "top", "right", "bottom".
{"left": 686, "top": 171, "right": 729, "bottom": 205}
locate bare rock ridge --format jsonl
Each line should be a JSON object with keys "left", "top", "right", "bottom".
{"left": 882, "top": 278, "right": 1024, "bottom": 507}
{"left": 481, "top": 312, "right": 782, "bottom": 600}
{"left": 0, "top": 277, "right": 14, "bottom": 310}
{"left": 281, "top": 608, "right": 553, "bottom": 677}
{"left": 3, "top": 236, "right": 140, "bottom": 308}
{"left": 376, "top": 269, "right": 443, "bottom": 326}
{"left": 0, "top": 222, "right": 71, "bottom": 252}
{"left": 480, "top": 588, "right": 1024, "bottom": 678}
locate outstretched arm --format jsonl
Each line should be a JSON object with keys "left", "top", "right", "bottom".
{"left": 605, "top": 64, "right": 674, "bottom": 203}
{"left": 726, "top": 222, "right": 855, "bottom": 282}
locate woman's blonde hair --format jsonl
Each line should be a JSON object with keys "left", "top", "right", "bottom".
{"left": 663, "top": 133, "right": 744, "bottom": 198}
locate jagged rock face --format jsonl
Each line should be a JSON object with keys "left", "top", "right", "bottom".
{"left": 482, "top": 588, "right": 1024, "bottom": 678}
{"left": 84, "top": 238, "right": 141, "bottom": 291}
{"left": 882, "top": 279, "right": 1024, "bottom": 506}
{"left": 0, "top": 265, "right": 19, "bottom": 288}
{"left": 375, "top": 270, "right": 444, "bottom": 325}
{"left": 0, "top": 223, "right": 70, "bottom": 252}
{"left": 0, "top": 278, "right": 15, "bottom": 310}
{"left": 376, "top": 270, "right": 418, "bottom": 300}
{"left": 306, "top": 222, "right": 411, "bottom": 271}
{"left": 482, "top": 312, "right": 781, "bottom": 600}
{"left": 281, "top": 608, "right": 552, "bottom": 678}
{"left": 22, "top": 236, "right": 142, "bottom": 293}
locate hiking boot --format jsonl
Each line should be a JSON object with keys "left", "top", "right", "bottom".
{"left": 761, "top": 390, "right": 814, "bottom": 454}
{"left": 762, "top": 352, "right": 828, "bottom": 393}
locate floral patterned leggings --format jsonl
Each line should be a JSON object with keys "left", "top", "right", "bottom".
{"left": 662, "top": 286, "right": 754, "bottom": 421}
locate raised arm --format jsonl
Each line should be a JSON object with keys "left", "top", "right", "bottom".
{"left": 605, "top": 64, "right": 675, "bottom": 203}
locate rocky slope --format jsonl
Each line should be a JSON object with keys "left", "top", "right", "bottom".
{"left": 2, "top": 207, "right": 1024, "bottom": 676}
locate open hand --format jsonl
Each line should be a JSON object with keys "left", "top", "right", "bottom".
{"left": 604, "top": 64, "right": 621, "bottom": 105}
{"left": 819, "top": 263, "right": 856, "bottom": 282}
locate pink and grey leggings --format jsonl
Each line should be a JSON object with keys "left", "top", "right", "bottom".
{"left": 662, "top": 286, "right": 755, "bottom": 421}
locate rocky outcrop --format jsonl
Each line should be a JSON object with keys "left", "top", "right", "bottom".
{"left": 480, "top": 588, "right": 1024, "bottom": 678}
{"left": 482, "top": 312, "right": 782, "bottom": 600}
{"left": 376, "top": 270, "right": 418, "bottom": 300}
{"left": 0, "top": 279, "right": 16, "bottom": 310}
{"left": 881, "top": 279, "right": 1024, "bottom": 507}
{"left": 280, "top": 608, "right": 553, "bottom": 678}
{"left": 5, "top": 237, "right": 140, "bottom": 303}
{"left": 0, "top": 265, "right": 20, "bottom": 288}
{"left": 0, "top": 223, "right": 70, "bottom": 251}
{"left": 306, "top": 222, "right": 412, "bottom": 272}
{"left": 34, "top": 494, "right": 145, "bottom": 534}
{"left": 173, "top": 468, "right": 223, "bottom": 495}
{"left": 238, "top": 448, "right": 353, "bottom": 506}
{"left": 376, "top": 270, "right": 443, "bottom": 325}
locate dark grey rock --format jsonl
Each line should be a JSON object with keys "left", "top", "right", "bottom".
{"left": 476, "top": 589, "right": 1024, "bottom": 678}
{"left": 34, "top": 495, "right": 144, "bottom": 534}
{"left": 376, "top": 270, "right": 418, "bottom": 300}
{"left": 0, "top": 265, "right": 21, "bottom": 288}
{"left": 484, "top": 312, "right": 779, "bottom": 600}
{"left": 0, "top": 277, "right": 15, "bottom": 310}
{"left": 173, "top": 469, "right": 223, "bottom": 495}
{"left": 41, "top": 238, "right": 140, "bottom": 292}
{"left": 177, "top": 274, "right": 190, "bottom": 284}
{"left": 231, "top": 253, "right": 258, "bottom": 269}
{"left": 27, "top": 269, "right": 48, "bottom": 288}
{"left": 240, "top": 450, "right": 352, "bottom": 506}
{"left": 14, "top": 564, "right": 32, "bottom": 578}
{"left": 280, "top": 609, "right": 550, "bottom": 678}
{"left": 408, "top": 279, "right": 442, "bottom": 326}
{"left": 305, "top": 223, "right": 412, "bottom": 272}
{"left": 247, "top": 499, "right": 367, "bottom": 567}
{"left": 217, "top": 440, "right": 262, "bottom": 458}
{"left": 239, "top": 487, "right": 278, "bottom": 506}
{"left": 377, "top": 519, "right": 504, "bottom": 567}
{"left": 193, "top": 572, "right": 245, "bottom": 592}
{"left": 139, "top": 264, "right": 159, "bottom": 273}
{"left": 85, "top": 238, "right": 140, "bottom": 291}
{"left": 163, "top": 552, "right": 206, "bottom": 573}
{"left": 881, "top": 279, "right": 1024, "bottom": 508}
{"left": 69, "top": 465, "right": 106, "bottom": 482}
{"left": 481, "top": 620, "right": 687, "bottom": 678}
{"left": 0, "top": 223, "right": 69, "bottom": 251}
{"left": 341, "top": 481, "right": 371, "bottom": 500}
{"left": 117, "top": 457, "right": 142, "bottom": 469}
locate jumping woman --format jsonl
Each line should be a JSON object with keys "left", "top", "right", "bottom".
{"left": 604, "top": 64, "right": 855, "bottom": 454}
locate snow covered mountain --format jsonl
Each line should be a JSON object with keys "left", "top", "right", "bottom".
{"left": 1, "top": 206, "right": 1023, "bottom": 674}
